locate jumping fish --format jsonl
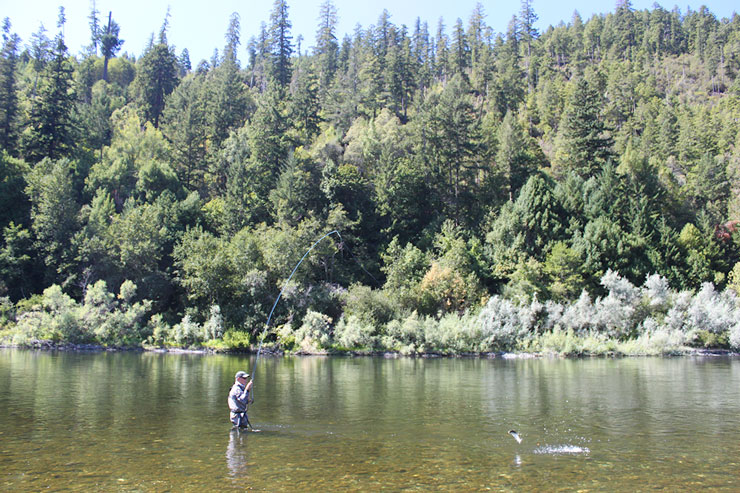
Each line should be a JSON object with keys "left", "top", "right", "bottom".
{"left": 508, "top": 430, "right": 522, "bottom": 444}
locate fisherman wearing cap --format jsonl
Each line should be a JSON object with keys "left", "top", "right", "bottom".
{"left": 228, "top": 370, "right": 253, "bottom": 428}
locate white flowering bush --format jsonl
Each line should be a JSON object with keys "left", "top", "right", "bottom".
{"left": 202, "top": 305, "right": 224, "bottom": 341}
{"left": 592, "top": 292, "right": 636, "bottom": 338}
{"left": 729, "top": 322, "right": 740, "bottom": 350}
{"left": 601, "top": 269, "right": 640, "bottom": 305}
{"left": 478, "top": 296, "right": 529, "bottom": 350}
{"left": 664, "top": 290, "right": 692, "bottom": 333}
{"left": 686, "top": 283, "right": 738, "bottom": 335}
{"left": 642, "top": 274, "right": 670, "bottom": 310}
{"left": 9, "top": 281, "right": 152, "bottom": 346}
{"left": 422, "top": 311, "right": 479, "bottom": 353}
{"left": 559, "top": 290, "right": 595, "bottom": 333}
{"left": 294, "top": 310, "right": 333, "bottom": 350}
{"left": 169, "top": 314, "right": 202, "bottom": 346}
{"left": 333, "top": 314, "right": 377, "bottom": 350}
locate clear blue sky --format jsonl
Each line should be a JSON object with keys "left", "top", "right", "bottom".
{"left": 5, "top": 1, "right": 739, "bottom": 64}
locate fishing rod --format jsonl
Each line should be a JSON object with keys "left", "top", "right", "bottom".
{"left": 248, "top": 230, "right": 343, "bottom": 392}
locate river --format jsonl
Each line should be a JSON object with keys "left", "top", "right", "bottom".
{"left": 1, "top": 348, "right": 739, "bottom": 491}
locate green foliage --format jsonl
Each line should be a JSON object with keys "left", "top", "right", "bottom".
{"left": 0, "top": 222, "right": 35, "bottom": 300}
{"left": 555, "top": 74, "right": 614, "bottom": 178}
{"left": 0, "top": 151, "right": 29, "bottom": 229}
{"left": 9, "top": 281, "right": 151, "bottom": 346}
{"left": 4, "top": 3, "right": 740, "bottom": 353}
{"left": 0, "top": 22, "right": 21, "bottom": 152}
{"left": 23, "top": 35, "right": 77, "bottom": 162}
{"left": 25, "top": 157, "right": 79, "bottom": 287}
{"left": 134, "top": 43, "right": 179, "bottom": 127}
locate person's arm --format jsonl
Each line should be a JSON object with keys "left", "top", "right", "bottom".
{"left": 228, "top": 386, "right": 240, "bottom": 412}
{"left": 235, "top": 381, "right": 252, "bottom": 406}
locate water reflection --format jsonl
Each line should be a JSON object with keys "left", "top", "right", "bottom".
{"left": 2, "top": 350, "right": 739, "bottom": 491}
{"left": 226, "top": 428, "right": 249, "bottom": 478}
{"left": 513, "top": 454, "right": 522, "bottom": 467}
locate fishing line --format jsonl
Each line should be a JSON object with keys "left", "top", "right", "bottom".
{"left": 249, "top": 230, "right": 343, "bottom": 390}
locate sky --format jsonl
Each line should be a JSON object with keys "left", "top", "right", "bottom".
{"left": 4, "top": 1, "right": 739, "bottom": 64}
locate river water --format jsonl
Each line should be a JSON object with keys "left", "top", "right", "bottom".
{"left": 1, "top": 348, "right": 739, "bottom": 491}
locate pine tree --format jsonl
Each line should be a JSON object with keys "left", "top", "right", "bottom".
{"left": 268, "top": 0, "right": 293, "bottom": 87}
{"left": 0, "top": 19, "right": 20, "bottom": 154}
{"left": 491, "top": 18, "right": 524, "bottom": 116}
{"left": 160, "top": 74, "right": 209, "bottom": 193}
{"left": 134, "top": 43, "right": 178, "bottom": 128}
{"left": 450, "top": 19, "right": 469, "bottom": 76}
{"left": 496, "top": 110, "right": 537, "bottom": 200}
{"left": 314, "top": 0, "right": 339, "bottom": 94}
{"left": 223, "top": 12, "right": 241, "bottom": 64}
{"left": 411, "top": 18, "right": 432, "bottom": 96}
{"left": 289, "top": 60, "right": 321, "bottom": 144}
{"left": 519, "top": 0, "right": 539, "bottom": 91}
{"left": 419, "top": 74, "right": 481, "bottom": 225}
{"left": 178, "top": 49, "right": 192, "bottom": 77}
{"left": 26, "top": 157, "right": 79, "bottom": 286}
{"left": 556, "top": 75, "right": 613, "bottom": 178}
{"left": 86, "top": 1, "right": 101, "bottom": 56}
{"left": 100, "top": 12, "right": 123, "bottom": 82}
{"left": 24, "top": 26, "right": 76, "bottom": 162}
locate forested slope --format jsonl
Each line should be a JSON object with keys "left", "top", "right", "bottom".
{"left": 1, "top": 1, "right": 739, "bottom": 353}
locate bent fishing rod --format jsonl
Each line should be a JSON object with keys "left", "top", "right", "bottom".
{"left": 248, "top": 230, "right": 343, "bottom": 398}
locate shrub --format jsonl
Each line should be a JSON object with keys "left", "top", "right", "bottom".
{"left": 294, "top": 310, "right": 333, "bottom": 350}
{"left": 385, "top": 311, "right": 425, "bottom": 353}
{"left": 616, "top": 325, "right": 686, "bottom": 355}
{"left": 342, "top": 284, "right": 396, "bottom": 326}
{"left": 0, "top": 296, "right": 15, "bottom": 329}
{"left": 221, "top": 329, "right": 252, "bottom": 350}
{"left": 169, "top": 315, "right": 202, "bottom": 346}
{"left": 333, "top": 314, "right": 377, "bottom": 350}
{"left": 642, "top": 274, "right": 670, "bottom": 310}
{"left": 686, "top": 283, "right": 738, "bottom": 336}
{"left": 203, "top": 305, "right": 224, "bottom": 340}
{"left": 478, "top": 296, "right": 529, "bottom": 351}
{"left": 559, "top": 290, "right": 596, "bottom": 333}
{"left": 729, "top": 322, "right": 740, "bottom": 350}
{"left": 148, "top": 314, "right": 170, "bottom": 346}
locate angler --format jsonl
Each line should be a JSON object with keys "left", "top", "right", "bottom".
{"left": 228, "top": 370, "right": 253, "bottom": 429}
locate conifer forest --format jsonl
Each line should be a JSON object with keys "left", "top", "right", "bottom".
{"left": 1, "top": 1, "right": 740, "bottom": 354}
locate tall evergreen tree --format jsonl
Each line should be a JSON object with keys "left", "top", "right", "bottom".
{"left": 556, "top": 75, "right": 613, "bottom": 178}
{"left": 519, "top": 0, "right": 539, "bottom": 91}
{"left": 491, "top": 18, "right": 524, "bottom": 116}
{"left": 268, "top": 0, "right": 293, "bottom": 87}
{"left": 289, "top": 60, "right": 321, "bottom": 144}
{"left": 450, "top": 18, "right": 469, "bottom": 76}
{"left": 0, "top": 19, "right": 20, "bottom": 154}
{"left": 496, "top": 110, "right": 538, "bottom": 200}
{"left": 418, "top": 74, "right": 481, "bottom": 226}
{"left": 100, "top": 12, "right": 124, "bottom": 82}
{"left": 314, "top": 0, "right": 339, "bottom": 95}
{"left": 160, "top": 74, "right": 209, "bottom": 193}
{"left": 24, "top": 20, "right": 76, "bottom": 163}
{"left": 86, "top": 1, "right": 101, "bottom": 55}
{"left": 26, "top": 157, "right": 79, "bottom": 287}
{"left": 224, "top": 12, "right": 241, "bottom": 64}
{"left": 134, "top": 42, "right": 178, "bottom": 128}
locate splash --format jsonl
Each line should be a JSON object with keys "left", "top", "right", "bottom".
{"left": 533, "top": 444, "right": 590, "bottom": 454}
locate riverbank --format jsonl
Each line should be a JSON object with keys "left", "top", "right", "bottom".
{"left": 2, "top": 339, "right": 737, "bottom": 358}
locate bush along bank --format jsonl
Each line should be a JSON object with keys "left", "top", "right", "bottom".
{"left": 2, "top": 270, "right": 739, "bottom": 357}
